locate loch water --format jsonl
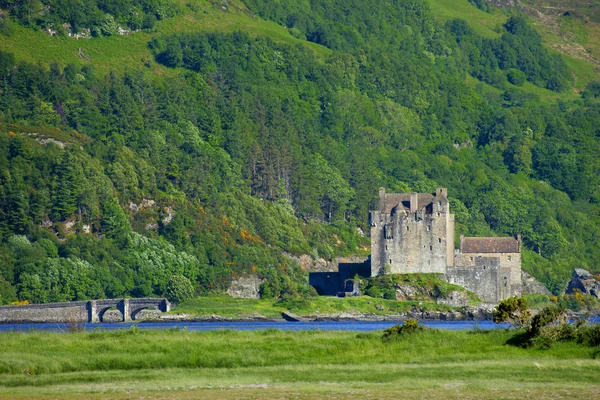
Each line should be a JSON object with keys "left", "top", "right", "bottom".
{"left": 1, "top": 317, "right": 598, "bottom": 332}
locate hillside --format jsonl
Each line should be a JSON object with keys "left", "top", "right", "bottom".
{"left": 0, "top": 0, "right": 599, "bottom": 304}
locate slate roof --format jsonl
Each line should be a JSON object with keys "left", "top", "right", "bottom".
{"left": 461, "top": 237, "right": 520, "bottom": 253}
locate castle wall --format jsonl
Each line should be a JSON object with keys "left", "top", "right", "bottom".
{"left": 384, "top": 211, "right": 448, "bottom": 274}
{"left": 447, "top": 252, "right": 521, "bottom": 302}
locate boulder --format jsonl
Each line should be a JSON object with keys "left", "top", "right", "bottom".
{"left": 227, "top": 275, "right": 264, "bottom": 299}
{"left": 566, "top": 268, "right": 600, "bottom": 298}
{"left": 521, "top": 271, "right": 551, "bottom": 295}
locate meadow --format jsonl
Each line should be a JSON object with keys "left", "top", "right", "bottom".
{"left": 0, "top": 326, "right": 598, "bottom": 399}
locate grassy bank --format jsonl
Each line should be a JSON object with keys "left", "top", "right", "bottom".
{"left": 0, "top": 328, "right": 598, "bottom": 398}
{"left": 172, "top": 295, "right": 468, "bottom": 318}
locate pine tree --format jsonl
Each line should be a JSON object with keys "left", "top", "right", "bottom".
{"left": 52, "top": 152, "right": 78, "bottom": 221}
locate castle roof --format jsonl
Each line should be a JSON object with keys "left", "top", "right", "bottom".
{"left": 461, "top": 237, "right": 520, "bottom": 254}
{"left": 381, "top": 193, "right": 434, "bottom": 214}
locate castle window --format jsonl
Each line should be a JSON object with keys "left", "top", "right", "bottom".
{"left": 507, "top": 256, "right": 512, "bottom": 261}
{"left": 483, "top": 265, "right": 486, "bottom": 270}
{"left": 389, "top": 259, "right": 392, "bottom": 264}
{"left": 438, "top": 238, "right": 442, "bottom": 243}
{"left": 426, "top": 225, "right": 430, "bottom": 231}
{"left": 437, "top": 212, "right": 440, "bottom": 217}
{"left": 438, "top": 201, "right": 442, "bottom": 207}
{"left": 406, "top": 226, "right": 409, "bottom": 231}
{"left": 469, "top": 257, "right": 474, "bottom": 262}
{"left": 385, "top": 245, "right": 388, "bottom": 251}
{"left": 429, "top": 246, "right": 432, "bottom": 251}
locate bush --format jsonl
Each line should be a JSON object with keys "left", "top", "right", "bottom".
{"left": 528, "top": 303, "right": 566, "bottom": 338}
{"left": 507, "top": 69, "right": 526, "bottom": 86}
{"left": 493, "top": 296, "right": 531, "bottom": 328}
{"left": 382, "top": 319, "right": 424, "bottom": 340}
{"left": 165, "top": 275, "right": 195, "bottom": 304}
{"left": 577, "top": 324, "right": 600, "bottom": 347}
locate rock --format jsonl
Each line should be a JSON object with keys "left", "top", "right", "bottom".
{"left": 227, "top": 275, "right": 264, "bottom": 299}
{"left": 395, "top": 284, "right": 420, "bottom": 300}
{"left": 281, "top": 311, "right": 307, "bottom": 322}
{"left": 101, "top": 309, "right": 123, "bottom": 322}
{"left": 566, "top": 268, "right": 600, "bottom": 298}
{"left": 521, "top": 271, "right": 551, "bottom": 295}
{"left": 134, "top": 309, "right": 162, "bottom": 321}
{"left": 436, "top": 290, "right": 470, "bottom": 307}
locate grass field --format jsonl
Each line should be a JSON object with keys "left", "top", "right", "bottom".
{"left": 0, "top": 327, "right": 598, "bottom": 399}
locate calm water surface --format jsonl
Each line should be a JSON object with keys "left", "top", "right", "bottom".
{"left": 0, "top": 320, "right": 534, "bottom": 332}
{"left": 1, "top": 317, "right": 597, "bottom": 332}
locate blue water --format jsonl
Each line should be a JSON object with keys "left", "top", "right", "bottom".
{"left": 0, "top": 320, "right": 515, "bottom": 332}
{"left": 1, "top": 317, "right": 597, "bottom": 332}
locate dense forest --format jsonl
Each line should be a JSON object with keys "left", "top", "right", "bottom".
{"left": 0, "top": 0, "right": 599, "bottom": 304}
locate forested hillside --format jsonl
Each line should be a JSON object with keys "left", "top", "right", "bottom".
{"left": 0, "top": 0, "right": 599, "bottom": 303}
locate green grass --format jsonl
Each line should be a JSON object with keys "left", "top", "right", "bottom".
{"left": 0, "top": 328, "right": 598, "bottom": 398}
{"left": 173, "top": 294, "right": 466, "bottom": 318}
{"left": 0, "top": 0, "right": 330, "bottom": 73}
{"left": 428, "top": 0, "right": 507, "bottom": 38}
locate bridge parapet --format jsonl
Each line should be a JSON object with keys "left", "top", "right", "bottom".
{"left": 0, "top": 298, "right": 171, "bottom": 323}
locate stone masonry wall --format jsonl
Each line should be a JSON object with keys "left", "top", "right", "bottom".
{"left": 0, "top": 301, "right": 89, "bottom": 323}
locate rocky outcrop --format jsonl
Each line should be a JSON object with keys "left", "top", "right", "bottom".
{"left": 521, "top": 271, "right": 551, "bottom": 295}
{"left": 287, "top": 254, "right": 338, "bottom": 272}
{"left": 227, "top": 275, "right": 264, "bottom": 299}
{"left": 436, "top": 290, "right": 471, "bottom": 307}
{"left": 566, "top": 269, "right": 600, "bottom": 298}
{"left": 287, "top": 254, "right": 368, "bottom": 273}
{"left": 394, "top": 284, "right": 420, "bottom": 300}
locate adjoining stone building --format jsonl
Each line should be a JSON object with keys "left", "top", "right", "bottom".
{"left": 308, "top": 188, "right": 522, "bottom": 303}
{"left": 369, "top": 187, "right": 522, "bottom": 303}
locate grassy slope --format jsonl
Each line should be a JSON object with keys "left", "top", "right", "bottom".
{"left": 0, "top": 329, "right": 598, "bottom": 398}
{"left": 429, "top": 0, "right": 598, "bottom": 92}
{"left": 0, "top": 0, "right": 330, "bottom": 74}
{"left": 173, "top": 295, "right": 463, "bottom": 318}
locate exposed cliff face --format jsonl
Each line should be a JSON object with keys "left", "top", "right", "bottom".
{"left": 227, "top": 276, "right": 264, "bottom": 299}
{"left": 565, "top": 269, "right": 600, "bottom": 298}
{"left": 522, "top": 271, "right": 551, "bottom": 295}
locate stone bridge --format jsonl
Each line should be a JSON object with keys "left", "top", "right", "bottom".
{"left": 0, "top": 298, "right": 171, "bottom": 323}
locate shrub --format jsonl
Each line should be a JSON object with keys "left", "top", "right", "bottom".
{"left": 507, "top": 69, "right": 526, "bottom": 86}
{"left": 165, "top": 275, "right": 195, "bottom": 304}
{"left": 577, "top": 324, "right": 600, "bottom": 347}
{"left": 493, "top": 296, "right": 531, "bottom": 328}
{"left": 382, "top": 319, "right": 424, "bottom": 340}
{"left": 528, "top": 303, "right": 567, "bottom": 338}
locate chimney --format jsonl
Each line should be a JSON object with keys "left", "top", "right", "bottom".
{"left": 379, "top": 187, "right": 386, "bottom": 212}
{"left": 436, "top": 188, "right": 448, "bottom": 197}
{"left": 516, "top": 234, "right": 522, "bottom": 252}
{"left": 410, "top": 192, "right": 418, "bottom": 213}
{"left": 460, "top": 234, "right": 464, "bottom": 250}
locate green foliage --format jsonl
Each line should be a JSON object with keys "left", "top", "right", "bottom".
{"left": 0, "top": 0, "right": 598, "bottom": 303}
{"left": 382, "top": 319, "right": 425, "bottom": 340}
{"left": 362, "top": 274, "right": 476, "bottom": 302}
{"left": 0, "top": 0, "right": 179, "bottom": 35}
{"left": 507, "top": 69, "right": 526, "bottom": 86}
{"left": 493, "top": 296, "right": 531, "bottom": 328}
{"left": 165, "top": 275, "right": 194, "bottom": 304}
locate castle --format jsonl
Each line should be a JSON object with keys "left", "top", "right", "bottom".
{"left": 309, "top": 188, "right": 522, "bottom": 303}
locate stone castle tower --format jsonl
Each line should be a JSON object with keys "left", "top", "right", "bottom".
{"left": 370, "top": 187, "right": 455, "bottom": 276}
{"left": 369, "top": 187, "right": 522, "bottom": 302}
